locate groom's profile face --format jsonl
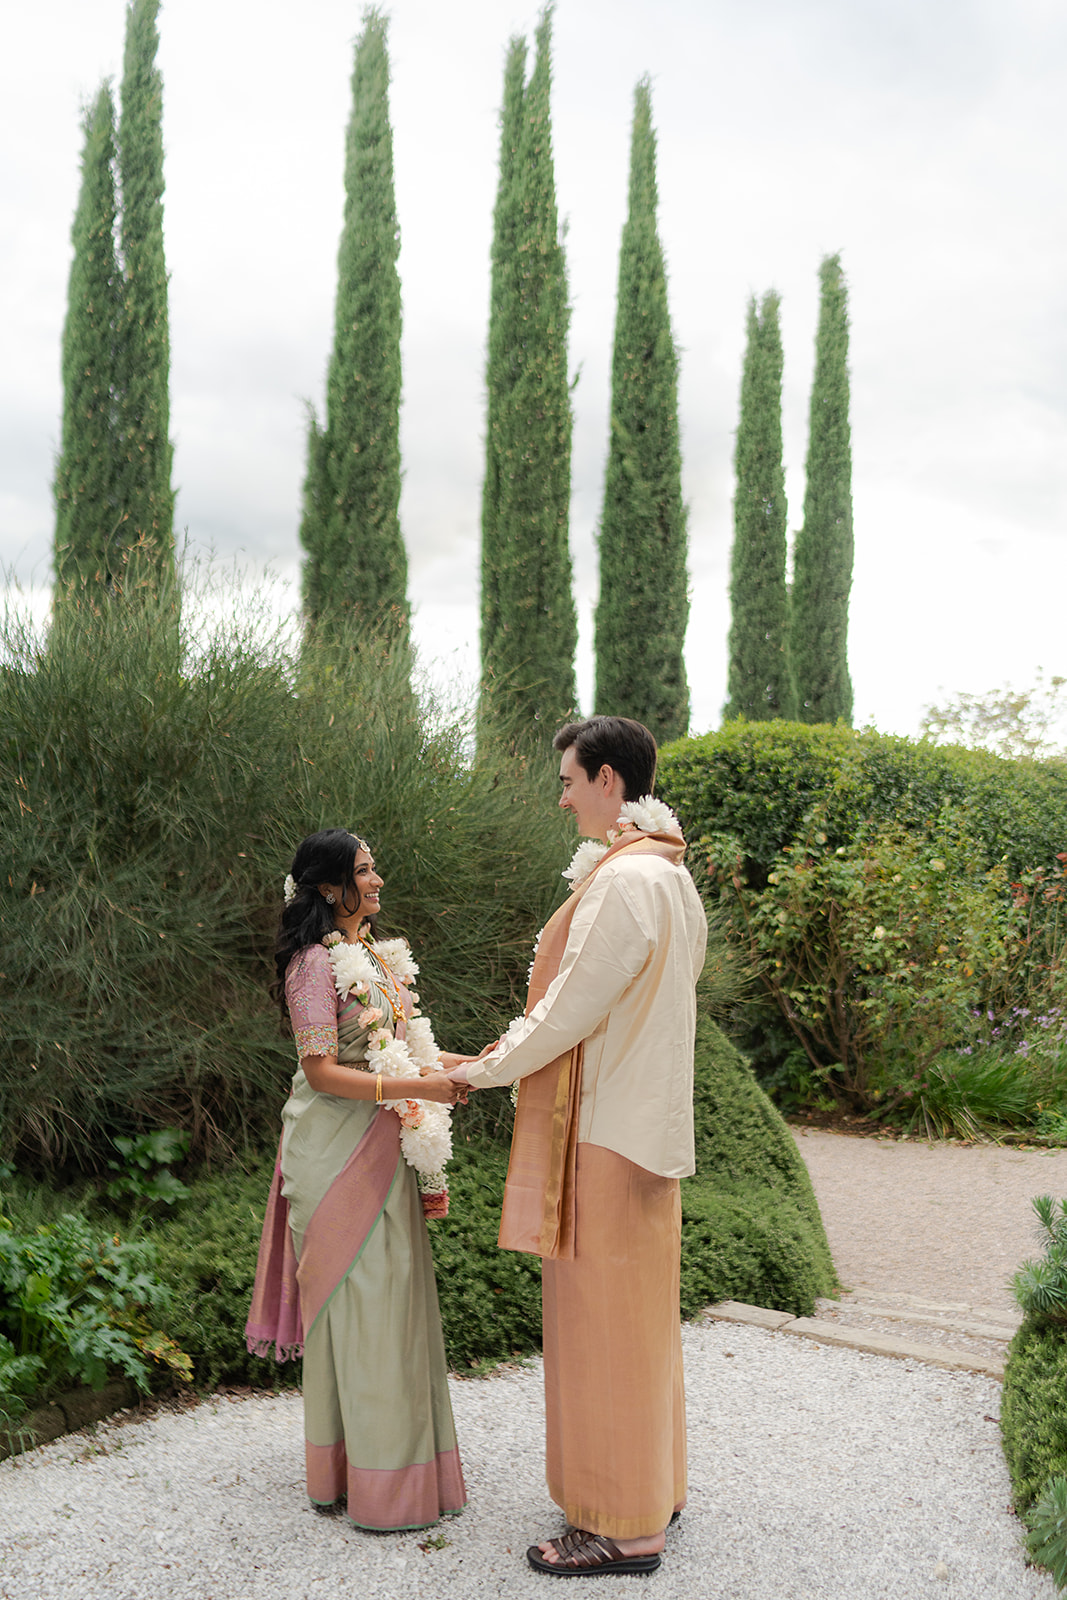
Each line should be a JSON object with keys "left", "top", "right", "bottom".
{"left": 558, "top": 745, "right": 614, "bottom": 839}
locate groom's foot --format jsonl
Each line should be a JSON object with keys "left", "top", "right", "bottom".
{"left": 536, "top": 1528, "right": 665, "bottom": 1564}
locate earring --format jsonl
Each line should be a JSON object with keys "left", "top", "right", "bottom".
{"left": 325, "top": 892, "right": 336, "bottom": 905}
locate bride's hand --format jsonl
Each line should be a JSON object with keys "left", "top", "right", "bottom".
{"left": 410, "top": 1070, "right": 464, "bottom": 1105}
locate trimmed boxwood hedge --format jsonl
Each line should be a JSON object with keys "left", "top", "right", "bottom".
{"left": 149, "top": 1013, "right": 835, "bottom": 1388}
{"left": 1001, "top": 1317, "right": 1067, "bottom": 1513}
{"left": 658, "top": 721, "right": 1067, "bottom": 881}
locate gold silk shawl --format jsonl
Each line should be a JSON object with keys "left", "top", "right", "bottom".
{"left": 497, "top": 830, "right": 686, "bottom": 1258}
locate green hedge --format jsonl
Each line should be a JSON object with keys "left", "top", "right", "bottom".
{"left": 1001, "top": 1318, "right": 1067, "bottom": 1513}
{"left": 658, "top": 720, "right": 1067, "bottom": 881}
{"left": 151, "top": 1015, "right": 834, "bottom": 1388}
{"left": 680, "top": 1017, "right": 836, "bottom": 1315}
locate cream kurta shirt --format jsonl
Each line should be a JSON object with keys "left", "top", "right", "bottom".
{"left": 466, "top": 850, "right": 708, "bottom": 1179}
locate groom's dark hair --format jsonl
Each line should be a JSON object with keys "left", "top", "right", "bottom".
{"left": 553, "top": 717, "right": 657, "bottom": 802}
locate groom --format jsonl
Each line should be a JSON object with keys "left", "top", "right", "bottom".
{"left": 448, "top": 716, "right": 707, "bottom": 1576}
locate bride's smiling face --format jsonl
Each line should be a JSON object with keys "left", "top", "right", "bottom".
{"left": 351, "top": 847, "right": 383, "bottom": 919}
{"left": 319, "top": 845, "right": 384, "bottom": 922}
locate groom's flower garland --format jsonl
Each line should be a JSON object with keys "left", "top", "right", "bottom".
{"left": 560, "top": 794, "right": 680, "bottom": 890}
{"left": 322, "top": 931, "right": 451, "bottom": 1196}
{"left": 511, "top": 795, "right": 681, "bottom": 1105}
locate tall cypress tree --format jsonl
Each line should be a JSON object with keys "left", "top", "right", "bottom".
{"left": 791, "top": 253, "right": 854, "bottom": 724}
{"left": 116, "top": 0, "right": 174, "bottom": 584}
{"left": 725, "top": 291, "right": 795, "bottom": 721}
{"left": 53, "top": 85, "right": 124, "bottom": 599}
{"left": 479, "top": 9, "right": 576, "bottom": 738}
{"left": 300, "top": 7, "right": 407, "bottom": 634}
{"left": 479, "top": 36, "right": 526, "bottom": 693}
{"left": 593, "top": 79, "right": 689, "bottom": 744}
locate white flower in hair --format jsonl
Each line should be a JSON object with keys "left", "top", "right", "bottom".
{"left": 562, "top": 837, "right": 609, "bottom": 890}
{"left": 614, "top": 795, "right": 680, "bottom": 838}
{"left": 283, "top": 873, "right": 298, "bottom": 906}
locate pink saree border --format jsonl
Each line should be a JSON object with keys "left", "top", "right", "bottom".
{"left": 297, "top": 1108, "right": 402, "bottom": 1338}
{"left": 245, "top": 1107, "right": 401, "bottom": 1360}
{"left": 306, "top": 1439, "right": 467, "bottom": 1529}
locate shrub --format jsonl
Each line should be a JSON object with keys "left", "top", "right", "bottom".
{"left": 1026, "top": 1475, "right": 1067, "bottom": 1593}
{"left": 0, "top": 581, "right": 567, "bottom": 1171}
{"left": 1012, "top": 1196, "right": 1067, "bottom": 1324}
{"left": 1002, "top": 1196, "right": 1067, "bottom": 1515}
{"left": 659, "top": 720, "right": 1067, "bottom": 883}
{"left": 662, "top": 723, "right": 1067, "bottom": 1125}
{"left": 681, "top": 1016, "right": 836, "bottom": 1314}
{"left": 704, "top": 809, "right": 1018, "bottom": 1112}
{"left": 0, "top": 1209, "right": 190, "bottom": 1424}
{"left": 1002, "top": 1320, "right": 1067, "bottom": 1513}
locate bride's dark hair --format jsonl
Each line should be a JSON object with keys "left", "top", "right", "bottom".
{"left": 273, "top": 828, "right": 367, "bottom": 1018}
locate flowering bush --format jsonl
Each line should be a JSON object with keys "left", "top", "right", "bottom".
{"left": 705, "top": 809, "right": 1019, "bottom": 1113}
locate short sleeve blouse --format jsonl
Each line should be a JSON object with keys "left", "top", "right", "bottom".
{"left": 285, "top": 944, "right": 338, "bottom": 1060}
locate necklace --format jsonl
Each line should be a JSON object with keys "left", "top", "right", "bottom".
{"left": 358, "top": 933, "right": 406, "bottom": 1025}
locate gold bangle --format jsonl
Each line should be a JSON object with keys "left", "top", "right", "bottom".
{"left": 375, "top": 1073, "right": 383, "bottom": 1104}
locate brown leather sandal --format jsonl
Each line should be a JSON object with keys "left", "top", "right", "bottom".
{"left": 526, "top": 1527, "right": 662, "bottom": 1577}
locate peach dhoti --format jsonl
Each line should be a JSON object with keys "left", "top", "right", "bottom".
{"left": 541, "top": 1141, "right": 687, "bottom": 1540}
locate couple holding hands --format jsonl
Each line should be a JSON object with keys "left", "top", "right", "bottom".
{"left": 246, "top": 715, "right": 707, "bottom": 1577}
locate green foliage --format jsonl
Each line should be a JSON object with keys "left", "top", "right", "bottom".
{"left": 0, "top": 1333, "right": 45, "bottom": 1434}
{"left": 790, "top": 254, "right": 853, "bottom": 724}
{"left": 152, "top": 1029, "right": 833, "bottom": 1386}
{"left": 1026, "top": 1475, "right": 1067, "bottom": 1593}
{"left": 1002, "top": 1317, "right": 1067, "bottom": 1513}
{"left": 911, "top": 1050, "right": 1040, "bottom": 1142}
{"left": 725, "top": 291, "right": 795, "bottom": 722}
{"left": 0, "top": 1210, "right": 190, "bottom": 1404}
{"left": 115, "top": 0, "right": 174, "bottom": 584}
{"left": 53, "top": 85, "right": 125, "bottom": 600}
{"left": 707, "top": 811, "right": 1017, "bottom": 1110}
{"left": 0, "top": 579, "right": 568, "bottom": 1170}
{"left": 429, "top": 1141, "right": 543, "bottom": 1367}
{"left": 479, "top": 8, "right": 577, "bottom": 742}
{"left": 106, "top": 1128, "right": 191, "bottom": 1216}
{"left": 659, "top": 722, "right": 1067, "bottom": 1124}
{"left": 300, "top": 8, "right": 407, "bottom": 636}
{"left": 151, "top": 1154, "right": 298, "bottom": 1391}
{"left": 680, "top": 1017, "right": 836, "bottom": 1315}
{"left": 593, "top": 79, "right": 689, "bottom": 745}
{"left": 658, "top": 720, "right": 1067, "bottom": 884}
{"left": 1013, "top": 1196, "right": 1067, "bottom": 1324}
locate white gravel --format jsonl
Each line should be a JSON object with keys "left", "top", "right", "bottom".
{"left": 0, "top": 1319, "right": 1053, "bottom": 1600}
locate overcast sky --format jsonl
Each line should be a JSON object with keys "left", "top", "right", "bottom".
{"left": 3, "top": 0, "right": 1065, "bottom": 737}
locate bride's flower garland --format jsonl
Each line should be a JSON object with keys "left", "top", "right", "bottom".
{"left": 322, "top": 931, "right": 451, "bottom": 1197}
{"left": 510, "top": 795, "right": 681, "bottom": 1106}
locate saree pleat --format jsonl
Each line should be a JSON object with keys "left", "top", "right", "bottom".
{"left": 541, "top": 1142, "right": 686, "bottom": 1539}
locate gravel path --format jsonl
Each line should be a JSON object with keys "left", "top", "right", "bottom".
{"left": 2, "top": 1133, "right": 1064, "bottom": 1598}
{"left": 0, "top": 1324, "right": 1053, "bottom": 1599}
{"left": 793, "top": 1128, "right": 1067, "bottom": 1314}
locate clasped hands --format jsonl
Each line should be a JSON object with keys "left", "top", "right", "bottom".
{"left": 433, "top": 1040, "right": 500, "bottom": 1101}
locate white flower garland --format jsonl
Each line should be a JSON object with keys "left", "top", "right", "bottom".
{"left": 322, "top": 931, "right": 450, "bottom": 1195}
{"left": 560, "top": 795, "right": 681, "bottom": 890}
